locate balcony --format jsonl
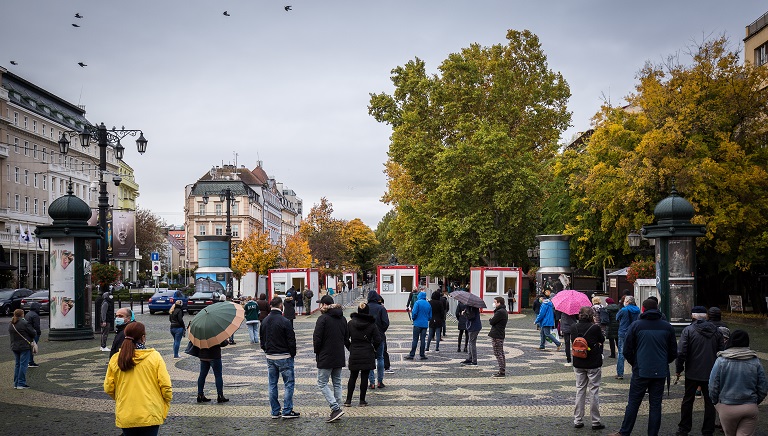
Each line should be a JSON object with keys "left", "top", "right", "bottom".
{"left": 0, "top": 143, "right": 9, "bottom": 159}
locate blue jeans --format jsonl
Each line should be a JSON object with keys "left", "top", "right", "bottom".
{"left": 618, "top": 372, "right": 665, "bottom": 436}
{"left": 617, "top": 334, "right": 626, "bottom": 377}
{"left": 408, "top": 326, "right": 428, "bottom": 358}
{"left": 198, "top": 358, "right": 223, "bottom": 396}
{"left": 427, "top": 326, "right": 441, "bottom": 350}
{"left": 13, "top": 349, "right": 30, "bottom": 387}
{"left": 539, "top": 326, "right": 561, "bottom": 348}
{"left": 170, "top": 327, "right": 184, "bottom": 358}
{"left": 317, "top": 367, "right": 342, "bottom": 411}
{"left": 267, "top": 357, "right": 295, "bottom": 416}
{"left": 246, "top": 321, "right": 259, "bottom": 344}
{"left": 368, "top": 340, "right": 385, "bottom": 385}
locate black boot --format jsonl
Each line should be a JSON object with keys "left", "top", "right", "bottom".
{"left": 217, "top": 394, "right": 229, "bottom": 403}
{"left": 197, "top": 394, "right": 211, "bottom": 403}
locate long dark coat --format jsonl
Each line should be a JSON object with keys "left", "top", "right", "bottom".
{"left": 346, "top": 312, "right": 382, "bottom": 371}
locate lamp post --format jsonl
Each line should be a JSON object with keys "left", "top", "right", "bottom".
{"left": 58, "top": 122, "right": 147, "bottom": 263}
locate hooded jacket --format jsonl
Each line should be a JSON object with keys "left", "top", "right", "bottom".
{"left": 347, "top": 312, "right": 382, "bottom": 371}
{"left": 367, "top": 290, "right": 390, "bottom": 336}
{"left": 616, "top": 303, "right": 641, "bottom": 336}
{"left": 709, "top": 347, "right": 768, "bottom": 405}
{"left": 313, "top": 304, "right": 349, "bottom": 369}
{"left": 676, "top": 319, "right": 723, "bottom": 381}
{"left": 623, "top": 309, "right": 677, "bottom": 379}
{"left": 465, "top": 305, "right": 482, "bottom": 333}
{"left": 601, "top": 303, "right": 620, "bottom": 339}
{"left": 103, "top": 348, "right": 172, "bottom": 429}
{"left": 428, "top": 291, "right": 446, "bottom": 328}
{"left": 24, "top": 303, "right": 41, "bottom": 337}
{"left": 534, "top": 299, "right": 556, "bottom": 328}
{"left": 101, "top": 292, "right": 115, "bottom": 323}
{"left": 411, "top": 291, "right": 432, "bottom": 328}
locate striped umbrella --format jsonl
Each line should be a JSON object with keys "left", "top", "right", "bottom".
{"left": 187, "top": 302, "right": 244, "bottom": 349}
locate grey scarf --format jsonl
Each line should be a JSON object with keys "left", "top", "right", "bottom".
{"left": 718, "top": 347, "right": 757, "bottom": 360}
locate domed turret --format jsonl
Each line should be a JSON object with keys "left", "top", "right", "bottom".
{"left": 48, "top": 190, "right": 92, "bottom": 224}
{"left": 653, "top": 186, "right": 695, "bottom": 224}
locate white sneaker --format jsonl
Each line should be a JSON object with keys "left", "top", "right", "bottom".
{"left": 384, "top": 369, "right": 395, "bottom": 374}
{"left": 100, "top": 347, "right": 110, "bottom": 352}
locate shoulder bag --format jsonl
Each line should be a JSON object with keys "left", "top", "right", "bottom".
{"left": 12, "top": 323, "right": 38, "bottom": 354}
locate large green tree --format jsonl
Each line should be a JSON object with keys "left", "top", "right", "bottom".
{"left": 552, "top": 37, "right": 768, "bottom": 300}
{"left": 369, "top": 29, "right": 571, "bottom": 276}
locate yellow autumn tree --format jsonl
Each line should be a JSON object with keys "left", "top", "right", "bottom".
{"left": 231, "top": 230, "right": 280, "bottom": 277}
{"left": 282, "top": 232, "right": 312, "bottom": 268}
{"left": 342, "top": 218, "right": 379, "bottom": 273}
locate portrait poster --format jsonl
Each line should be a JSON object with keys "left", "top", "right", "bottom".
{"left": 728, "top": 295, "right": 743, "bottom": 313}
{"left": 49, "top": 238, "right": 75, "bottom": 329}
{"left": 112, "top": 210, "right": 136, "bottom": 260}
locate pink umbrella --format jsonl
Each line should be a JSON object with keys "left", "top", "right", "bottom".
{"left": 550, "top": 290, "right": 592, "bottom": 316}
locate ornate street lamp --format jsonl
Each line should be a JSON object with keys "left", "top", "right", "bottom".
{"left": 58, "top": 122, "right": 147, "bottom": 263}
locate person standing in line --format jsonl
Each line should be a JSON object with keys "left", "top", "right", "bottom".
{"left": 534, "top": 296, "right": 562, "bottom": 351}
{"left": 561, "top": 311, "right": 578, "bottom": 364}
{"left": 708, "top": 330, "right": 767, "bottom": 436}
{"left": 506, "top": 288, "right": 516, "bottom": 314}
{"left": 24, "top": 302, "right": 41, "bottom": 367}
{"left": 169, "top": 300, "right": 185, "bottom": 358}
{"left": 607, "top": 298, "right": 677, "bottom": 436}
{"left": 9, "top": 309, "right": 36, "bottom": 389}
{"left": 283, "top": 289, "right": 296, "bottom": 327}
{"left": 601, "top": 297, "right": 619, "bottom": 358}
{"left": 344, "top": 302, "right": 382, "bottom": 407}
{"left": 406, "top": 288, "right": 418, "bottom": 320}
{"left": 461, "top": 304, "right": 483, "bottom": 366}
{"left": 303, "top": 287, "right": 314, "bottom": 315}
{"left": 615, "top": 296, "right": 640, "bottom": 380}
{"left": 195, "top": 339, "right": 229, "bottom": 403}
{"left": 366, "top": 290, "right": 390, "bottom": 389}
{"left": 104, "top": 321, "right": 172, "bottom": 436}
{"left": 440, "top": 290, "right": 449, "bottom": 338}
{"left": 257, "top": 293, "right": 270, "bottom": 322}
{"left": 243, "top": 296, "right": 260, "bottom": 344}
{"left": 571, "top": 306, "right": 606, "bottom": 430}
{"left": 426, "top": 291, "right": 446, "bottom": 352}
{"left": 295, "top": 288, "right": 304, "bottom": 316}
{"left": 533, "top": 294, "right": 543, "bottom": 316}
{"left": 675, "top": 306, "right": 724, "bottom": 436}
{"left": 488, "top": 297, "right": 508, "bottom": 377}
{"left": 378, "top": 295, "right": 394, "bottom": 375}
{"left": 260, "top": 296, "right": 299, "bottom": 419}
{"left": 100, "top": 291, "right": 115, "bottom": 352}
{"left": 313, "top": 295, "right": 349, "bottom": 423}
{"left": 404, "top": 291, "right": 431, "bottom": 360}
{"left": 456, "top": 301, "right": 469, "bottom": 353}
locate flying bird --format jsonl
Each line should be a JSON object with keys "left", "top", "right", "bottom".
{"left": 75, "top": 13, "right": 83, "bottom": 18}
{"left": 223, "top": 11, "right": 230, "bottom": 16}
{"left": 10, "top": 61, "right": 18, "bottom": 65}
{"left": 284, "top": 6, "right": 292, "bottom": 11}
{"left": 78, "top": 62, "right": 87, "bottom": 67}
{"left": 71, "top": 23, "right": 80, "bottom": 27}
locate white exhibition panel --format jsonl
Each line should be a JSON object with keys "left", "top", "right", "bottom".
{"left": 469, "top": 267, "right": 523, "bottom": 313}
{"left": 377, "top": 266, "right": 417, "bottom": 311}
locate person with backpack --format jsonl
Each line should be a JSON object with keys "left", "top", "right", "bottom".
{"left": 615, "top": 296, "right": 640, "bottom": 380}
{"left": 303, "top": 287, "right": 314, "bottom": 315}
{"left": 571, "top": 306, "right": 606, "bottom": 430}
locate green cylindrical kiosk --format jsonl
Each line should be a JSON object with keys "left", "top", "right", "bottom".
{"left": 35, "top": 181, "right": 102, "bottom": 341}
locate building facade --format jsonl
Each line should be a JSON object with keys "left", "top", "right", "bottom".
{"left": 745, "top": 11, "right": 768, "bottom": 67}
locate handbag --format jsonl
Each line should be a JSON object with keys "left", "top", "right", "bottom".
{"left": 12, "top": 323, "right": 37, "bottom": 354}
{"left": 184, "top": 341, "right": 200, "bottom": 357}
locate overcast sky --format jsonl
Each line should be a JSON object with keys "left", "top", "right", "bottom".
{"left": 3, "top": 1, "right": 766, "bottom": 229}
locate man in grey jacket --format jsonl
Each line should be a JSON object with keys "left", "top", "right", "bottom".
{"left": 675, "top": 306, "right": 723, "bottom": 436}
{"left": 24, "top": 302, "right": 41, "bottom": 367}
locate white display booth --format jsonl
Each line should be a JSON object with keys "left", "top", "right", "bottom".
{"left": 469, "top": 267, "right": 523, "bottom": 313}
{"left": 377, "top": 264, "right": 419, "bottom": 312}
{"left": 268, "top": 268, "right": 319, "bottom": 300}
{"left": 342, "top": 271, "right": 358, "bottom": 290}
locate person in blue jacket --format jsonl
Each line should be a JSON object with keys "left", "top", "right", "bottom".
{"left": 535, "top": 297, "right": 562, "bottom": 351}
{"left": 404, "top": 291, "right": 431, "bottom": 360}
{"left": 615, "top": 296, "right": 641, "bottom": 380}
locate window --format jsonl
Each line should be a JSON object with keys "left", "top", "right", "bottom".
{"left": 42, "top": 175, "right": 47, "bottom": 190}
{"left": 42, "top": 200, "right": 47, "bottom": 216}
{"left": 42, "top": 147, "right": 47, "bottom": 162}
{"left": 33, "top": 120, "right": 37, "bottom": 133}
{"left": 6, "top": 193, "right": 9, "bottom": 209}
{"left": 14, "top": 138, "right": 18, "bottom": 153}
{"left": 24, "top": 141, "right": 29, "bottom": 156}
{"left": 24, "top": 116, "right": 28, "bottom": 129}
{"left": 24, "top": 169, "right": 29, "bottom": 185}
{"left": 198, "top": 224, "right": 206, "bottom": 236}
{"left": 756, "top": 42, "right": 768, "bottom": 66}
{"left": 198, "top": 202, "right": 205, "bottom": 215}
{"left": 51, "top": 177, "right": 56, "bottom": 193}
{"left": 50, "top": 127, "right": 54, "bottom": 139}
{"left": 215, "top": 225, "right": 223, "bottom": 236}
{"left": 34, "top": 173, "right": 38, "bottom": 188}
{"left": 42, "top": 123, "right": 45, "bottom": 136}
{"left": 215, "top": 203, "right": 223, "bottom": 216}
{"left": 14, "top": 195, "right": 19, "bottom": 211}
{"left": 24, "top": 196, "right": 29, "bottom": 213}
{"left": 232, "top": 225, "right": 239, "bottom": 237}
{"left": 33, "top": 144, "right": 38, "bottom": 159}
{"left": 14, "top": 167, "right": 19, "bottom": 183}
{"left": 5, "top": 164, "right": 8, "bottom": 181}
{"left": 13, "top": 112, "right": 18, "bottom": 126}
{"left": 34, "top": 199, "right": 38, "bottom": 215}
{"left": 233, "top": 202, "right": 239, "bottom": 215}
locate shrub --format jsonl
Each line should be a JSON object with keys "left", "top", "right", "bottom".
{"left": 626, "top": 260, "right": 655, "bottom": 284}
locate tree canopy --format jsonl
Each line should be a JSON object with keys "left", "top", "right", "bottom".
{"left": 369, "top": 29, "right": 571, "bottom": 276}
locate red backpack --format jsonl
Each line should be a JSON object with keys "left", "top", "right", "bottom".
{"left": 572, "top": 325, "right": 597, "bottom": 359}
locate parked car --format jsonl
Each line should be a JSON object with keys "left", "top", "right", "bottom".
{"left": 0, "top": 288, "right": 35, "bottom": 316}
{"left": 186, "top": 291, "right": 224, "bottom": 315}
{"left": 21, "top": 290, "right": 50, "bottom": 314}
{"left": 148, "top": 290, "right": 188, "bottom": 314}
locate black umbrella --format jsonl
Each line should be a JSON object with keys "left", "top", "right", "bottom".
{"left": 449, "top": 290, "right": 487, "bottom": 308}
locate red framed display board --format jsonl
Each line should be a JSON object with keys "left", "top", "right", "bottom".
{"left": 376, "top": 265, "right": 419, "bottom": 312}
{"left": 469, "top": 267, "right": 523, "bottom": 313}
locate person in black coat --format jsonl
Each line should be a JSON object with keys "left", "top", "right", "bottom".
{"left": 169, "top": 301, "right": 185, "bottom": 358}
{"left": 488, "top": 297, "right": 508, "bottom": 377}
{"left": 601, "top": 298, "right": 619, "bottom": 358}
{"left": 456, "top": 302, "right": 468, "bottom": 352}
{"left": 426, "top": 291, "right": 446, "bottom": 352}
{"left": 313, "top": 295, "right": 349, "bottom": 422}
{"left": 283, "top": 288, "right": 296, "bottom": 325}
{"left": 571, "top": 306, "right": 605, "bottom": 430}
{"left": 24, "top": 302, "right": 41, "bottom": 367}
{"left": 344, "top": 303, "right": 381, "bottom": 407}
{"left": 196, "top": 341, "right": 228, "bottom": 403}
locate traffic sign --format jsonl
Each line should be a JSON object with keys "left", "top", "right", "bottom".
{"left": 152, "top": 261, "right": 161, "bottom": 277}
{"left": 151, "top": 252, "right": 159, "bottom": 261}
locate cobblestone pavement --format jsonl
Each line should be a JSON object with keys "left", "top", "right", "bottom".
{"left": 1, "top": 304, "right": 767, "bottom": 435}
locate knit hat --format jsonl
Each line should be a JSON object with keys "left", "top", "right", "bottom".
{"left": 726, "top": 329, "right": 749, "bottom": 349}
{"left": 317, "top": 295, "right": 334, "bottom": 305}
{"left": 707, "top": 307, "right": 722, "bottom": 321}
{"left": 691, "top": 306, "right": 707, "bottom": 314}
{"left": 605, "top": 297, "right": 615, "bottom": 305}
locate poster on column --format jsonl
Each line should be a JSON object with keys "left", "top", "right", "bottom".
{"left": 49, "top": 239, "right": 75, "bottom": 328}
{"left": 112, "top": 210, "right": 136, "bottom": 260}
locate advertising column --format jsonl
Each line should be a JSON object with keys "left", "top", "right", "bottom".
{"left": 49, "top": 238, "right": 76, "bottom": 329}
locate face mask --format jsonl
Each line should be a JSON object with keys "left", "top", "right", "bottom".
{"left": 115, "top": 318, "right": 125, "bottom": 326}
{"left": 108, "top": 295, "right": 114, "bottom": 299}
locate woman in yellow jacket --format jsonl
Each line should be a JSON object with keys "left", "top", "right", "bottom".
{"left": 104, "top": 321, "right": 172, "bottom": 436}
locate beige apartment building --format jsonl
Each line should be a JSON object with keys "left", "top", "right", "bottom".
{"left": 745, "top": 11, "right": 768, "bottom": 67}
